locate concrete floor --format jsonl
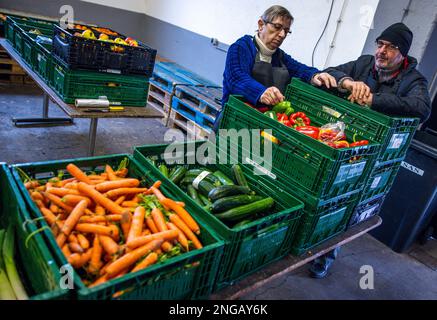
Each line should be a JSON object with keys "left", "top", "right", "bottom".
{"left": 1, "top": 83, "right": 436, "bottom": 300}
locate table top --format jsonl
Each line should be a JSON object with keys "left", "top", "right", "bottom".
{"left": 0, "top": 39, "right": 163, "bottom": 119}
{"left": 210, "top": 215, "right": 382, "bottom": 300}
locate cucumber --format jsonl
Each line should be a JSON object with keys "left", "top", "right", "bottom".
{"left": 212, "top": 195, "right": 264, "bottom": 213}
{"left": 233, "top": 219, "right": 252, "bottom": 228}
{"left": 187, "top": 185, "right": 203, "bottom": 206}
{"left": 199, "top": 193, "right": 212, "bottom": 206}
{"left": 214, "top": 197, "right": 275, "bottom": 222}
{"left": 232, "top": 164, "right": 249, "bottom": 188}
{"left": 168, "top": 166, "right": 176, "bottom": 178}
{"left": 181, "top": 177, "right": 215, "bottom": 196}
{"left": 213, "top": 170, "right": 234, "bottom": 185}
{"left": 208, "top": 185, "right": 251, "bottom": 202}
{"left": 159, "top": 164, "right": 169, "bottom": 178}
{"left": 186, "top": 168, "right": 212, "bottom": 176}
{"left": 169, "top": 166, "right": 187, "bottom": 185}
{"left": 182, "top": 173, "right": 221, "bottom": 187}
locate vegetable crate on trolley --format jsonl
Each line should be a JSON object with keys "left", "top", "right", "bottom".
{"left": 0, "top": 164, "right": 69, "bottom": 300}
{"left": 10, "top": 155, "right": 224, "bottom": 300}
{"left": 133, "top": 141, "right": 304, "bottom": 291}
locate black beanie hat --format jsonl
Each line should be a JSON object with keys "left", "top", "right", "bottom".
{"left": 376, "top": 22, "right": 413, "bottom": 56}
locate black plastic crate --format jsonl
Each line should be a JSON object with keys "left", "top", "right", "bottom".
{"left": 52, "top": 24, "right": 156, "bottom": 77}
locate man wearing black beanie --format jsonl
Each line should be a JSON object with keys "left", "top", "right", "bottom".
{"left": 308, "top": 22, "right": 431, "bottom": 280}
{"left": 324, "top": 22, "right": 431, "bottom": 123}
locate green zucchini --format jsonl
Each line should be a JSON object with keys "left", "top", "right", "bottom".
{"left": 169, "top": 166, "right": 187, "bottom": 185}
{"left": 168, "top": 166, "right": 176, "bottom": 178}
{"left": 181, "top": 177, "right": 215, "bottom": 196}
{"left": 187, "top": 185, "right": 203, "bottom": 206}
{"left": 199, "top": 193, "right": 212, "bottom": 207}
{"left": 208, "top": 185, "right": 251, "bottom": 202}
{"left": 213, "top": 170, "right": 234, "bottom": 185}
{"left": 214, "top": 197, "right": 275, "bottom": 222}
{"left": 233, "top": 219, "right": 253, "bottom": 228}
{"left": 212, "top": 195, "right": 264, "bottom": 213}
{"left": 159, "top": 164, "right": 169, "bottom": 178}
{"left": 182, "top": 173, "right": 221, "bottom": 187}
{"left": 232, "top": 164, "right": 249, "bottom": 188}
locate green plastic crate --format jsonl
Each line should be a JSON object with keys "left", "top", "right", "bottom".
{"left": 8, "top": 18, "right": 53, "bottom": 56}
{"left": 133, "top": 141, "right": 304, "bottom": 291}
{"left": 290, "top": 188, "right": 360, "bottom": 256}
{"left": 11, "top": 154, "right": 224, "bottom": 300}
{"left": 220, "top": 95, "right": 380, "bottom": 200}
{"left": 50, "top": 57, "right": 150, "bottom": 107}
{"left": 34, "top": 41, "right": 53, "bottom": 84}
{"left": 348, "top": 192, "right": 385, "bottom": 228}
{"left": 285, "top": 78, "right": 420, "bottom": 162}
{"left": 360, "top": 158, "right": 403, "bottom": 201}
{"left": 0, "top": 164, "right": 69, "bottom": 300}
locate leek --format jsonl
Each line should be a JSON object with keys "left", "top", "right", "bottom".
{"left": 0, "top": 229, "right": 16, "bottom": 300}
{"left": 2, "top": 225, "right": 28, "bottom": 300}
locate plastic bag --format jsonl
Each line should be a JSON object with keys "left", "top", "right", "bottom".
{"left": 318, "top": 121, "right": 346, "bottom": 142}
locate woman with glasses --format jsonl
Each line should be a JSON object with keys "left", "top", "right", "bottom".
{"left": 220, "top": 5, "right": 336, "bottom": 114}
{"left": 324, "top": 22, "right": 431, "bottom": 122}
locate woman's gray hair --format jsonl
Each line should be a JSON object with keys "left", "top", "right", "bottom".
{"left": 261, "top": 5, "right": 294, "bottom": 22}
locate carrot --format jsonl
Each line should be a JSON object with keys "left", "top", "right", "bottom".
{"left": 68, "top": 234, "right": 78, "bottom": 244}
{"left": 43, "top": 192, "right": 74, "bottom": 213}
{"left": 77, "top": 233, "right": 90, "bottom": 250}
{"left": 95, "top": 205, "right": 106, "bottom": 216}
{"left": 58, "top": 177, "right": 77, "bottom": 187}
{"left": 131, "top": 252, "right": 158, "bottom": 273}
{"left": 31, "top": 191, "right": 44, "bottom": 201}
{"left": 131, "top": 195, "right": 140, "bottom": 203}
{"left": 89, "top": 274, "right": 108, "bottom": 287}
{"left": 167, "top": 222, "right": 189, "bottom": 251}
{"left": 69, "top": 242, "right": 84, "bottom": 254}
{"left": 73, "top": 248, "right": 93, "bottom": 269}
{"left": 49, "top": 203, "right": 60, "bottom": 215}
{"left": 151, "top": 207, "right": 174, "bottom": 252}
{"left": 126, "top": 206, "right": 146, "bottom": 244}
{"left": 105, "top": 165, "right": 119, "bottom": 181}
{"left": 120, "top": 211, "right": 132, "bottom": 241}
{"left": 62, "top": 194, "right": 92, "bottom": 207}
{"left": 145, "top": 216, "right": 159, "bottom": 234}
{"left": 99, "top": 236, "right": 119, "bottom": 256}
{"left": 66, "top": 163, "right": 94, "bottom": 185}
{"left": 95, "top": 179, "right": 140, "bottom": 193}
{"left": 62, "top": 244, "right": 72, "bottom": 257}
{"left": 56, "top": 200, "right": 88, "bottom": 247}
{"left": 121, "top": 201, "right": 139, "bottom": 208}
{"left": 40, "top": 207, "right": 58, "bottom": 226}
{"left": 79, "top": 215, "right": 122, "bottom": 224}
{"left": 47, "top": 187, "right": 81, "bottom": 197}
{"left": 75, "top": 224, "right": 119, "bottom": 240}
{"left": 105, "top": 188, "right": 148, "bottom": 199}
{"left": 114, "top": 196, "right": 126, "bottom": 205}
{"left": 115, "top": 168, "right": 128, "bottom": 178}
{"left": 161, "top": 198, "right": 200, "bottom": 235}
{"left": 77, "top": 182, "right": 125, "bottom": 215}
{"left": 169, "top": 214, "right": 202, "bottom": 249}
{"left": 25, "top": 180, "right": 40, "bottom": 189}
{"left": 141, "top": 229, "right": 151, "bottom": 236}
{"left": 105, "top": 239, "right": 163, "bottom": 278}
{"left": 64, "top": 182, "right": 80, "bottom": 190}
{"left": 126, "top": 230, "right": 178, "bottom": 250}
{"left": 89, "top": 235, "right": 103, "bottom": 274}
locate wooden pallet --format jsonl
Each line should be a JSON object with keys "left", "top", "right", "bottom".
{"left": 146, "top": 81, "right": 172, "bottom": 125}
{"left": 167, "top": 109, "right": 211, "bottom": 140}
{"left": 174, "top": 85, "right": 222, "bottom": 120}
{"left": 0, "top": 44, "right": 33, "bottom": 84}
{"left": 152, "top": 63, "right": 200, "bottom": 93}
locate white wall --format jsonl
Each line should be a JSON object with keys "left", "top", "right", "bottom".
{"left": 143, "top": 0, "right": 380, "bottom": 69}
{"left": 80, "top": 0, "right": 146, "bottom": 13}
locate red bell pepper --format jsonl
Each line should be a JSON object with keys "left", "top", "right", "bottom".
{"left": 333, "top": 140, "right": 350, "bottom": 148}
{"left": 290, "top": 112, "right": 311, "bottom": 126}
{"left": 350, "top": 140, "right": 369, "bottom": 147}
{"left": 295, "top": 126, "right": 320, "bottom": 139}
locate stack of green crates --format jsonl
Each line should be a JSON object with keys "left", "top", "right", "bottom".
{"left": 0, "top": 164, "right": 69, "bottom": 299}
{"left": 220, "top": 92, "right": 381, "bottom": 255}
{"left": 10, "top": 154, "right": 224, "bottom": 300}
{"left": 284, "top": 78, "right": 420, "bottom": 228}
{"left": 133, "top": 141, "right": 304, "bottom": 291}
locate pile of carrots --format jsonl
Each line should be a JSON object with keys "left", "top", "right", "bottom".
{"left": 21, "top": 160, "right": 204, "bottom": 289}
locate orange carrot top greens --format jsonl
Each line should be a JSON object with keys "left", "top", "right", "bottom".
{"left": 21, "top": 160, "right": 205, "bottom": 290}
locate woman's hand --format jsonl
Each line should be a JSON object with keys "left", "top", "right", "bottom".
{"left": 260, "top": 86, "right": 284, "bottom": 105}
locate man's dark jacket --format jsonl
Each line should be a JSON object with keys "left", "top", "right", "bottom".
{"left": 324, "top": 55, "right": 431, "bottom": 122}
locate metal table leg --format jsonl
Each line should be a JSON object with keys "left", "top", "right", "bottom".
{"left": 12, "top": 93, "right": 74, "bottom": 127}
{"left": 88, "top": 118, "right": 98, "bottom": 156}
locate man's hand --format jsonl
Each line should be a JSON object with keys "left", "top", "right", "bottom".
{"left": 260, "top": 87, "right": 284, "bottom": 105}
{"left": 351, "top": 92, "right": 373, "bottom": 107}
{"left": 343, "top": 79, "right": 371, "bottom": 103}
{"left": 311, "top": 72, "right": 337, "bottom": 89}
